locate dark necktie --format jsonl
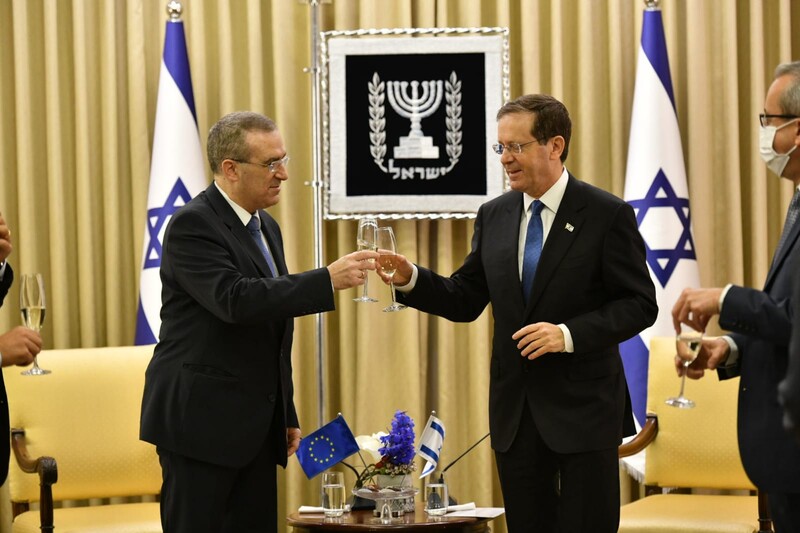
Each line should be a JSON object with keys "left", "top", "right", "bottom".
{"left": 775, "top": 189, "right": 800, "bottom": 262}
{"left": 522, "top": 200, "right": 544, "bottom": 305}
{"left": 246, "top": 215, "right": 277, "bottom": 276}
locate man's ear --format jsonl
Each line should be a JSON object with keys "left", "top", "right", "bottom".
{"left": 220, "top": 159, "right": 240, "bottom": 182}
{"left": 550, "top": 136, "right": 565, "bottom": 161}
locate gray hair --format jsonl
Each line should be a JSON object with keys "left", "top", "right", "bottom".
{"left": 774, "top": 62, "right": 800, "bottom": 116}
{"left": 207, "top": 111, "right": 277, "bottom": 174}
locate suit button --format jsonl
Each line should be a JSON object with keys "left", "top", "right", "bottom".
{"left": 268, "top": 394, "right": 276, "bottom": 402}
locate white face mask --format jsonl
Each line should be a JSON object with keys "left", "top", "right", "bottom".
{"left": 760, "top": 119, "right": 799, "bottom": 177}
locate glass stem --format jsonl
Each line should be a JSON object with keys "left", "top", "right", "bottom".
{"left": 678, "top": 362, "right": 689, "bottom": 397}
{"left": 32, "top": 356, "right": 41, "bottom": 370}
{"left": 362, "top": 272, "right": 370, "bottom": 298}
{"left": 390, "top": 282, "right": 397, "bottom": 304}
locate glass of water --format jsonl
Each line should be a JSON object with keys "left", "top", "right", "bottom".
{"left": 424, "top": 482, "right": 448, "bottom": 516}
{"left": 321, "top": 471, "right": 345, "bottom": 517}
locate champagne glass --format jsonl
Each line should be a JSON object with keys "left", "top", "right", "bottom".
{"left": 665, "top": 326, "right": 703, "bottom": 408}
{"left": 19, "top": 273, "right": 50, "bottom": 375}
{"left": 376, "top": 226, "right": 406, "bottom": 312}
{"left": 354, "top": 217, "right": 378, "bottom": 303}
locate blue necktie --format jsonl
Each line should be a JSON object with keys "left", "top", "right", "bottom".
{"left": 522, "top": 200, "right": 544, "bottom": 305}
{"left": 246, "top": 215, "right": 277, "bottom": 276}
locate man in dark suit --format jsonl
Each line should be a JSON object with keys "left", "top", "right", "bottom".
{"left": 673, "top": 62, "right": 800, "bottom": 532}
{"left": 139, "top": 111, "right": 377, "bottom": 533}
{"left": 780, "top": 254, "right": 800, "bottom": 443}
{"left": 378, "top": 94, "right": 657, "bottom": 532}
{"left": 0, "top": 211, "right": 42, "bottom": 484}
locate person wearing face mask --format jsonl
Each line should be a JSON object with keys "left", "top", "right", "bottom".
{"left": 672, "top": 61, "right": 800, "bottom": 532}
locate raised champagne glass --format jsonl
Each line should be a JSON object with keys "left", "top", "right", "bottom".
{"left": 665, "top": 326, "right": 703, "bottom": 408}
{"left": 376, "top": 226, "right": 406, "bottom": 312}
{"left": 19, "top": 273, "right": 50, "bottom": 375}
{"left": 354, "top": 216, "right": 378, "bottom": 303}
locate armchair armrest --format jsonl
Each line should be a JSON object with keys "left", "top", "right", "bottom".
{"left": 11, "top": 428, "right": 57, "bottom": 532}
{"left": 618, "top": 414, "right": 658, "bottom": 458}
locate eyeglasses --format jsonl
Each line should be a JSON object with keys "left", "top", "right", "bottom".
{"left": 759, "top": 114, "right": 799, "bottom": 127}
{"left": 232, "top": 155, "right": 290, "bottom": 173}
{"left": 491, "top": 140, "right": 538, "bottom": 155}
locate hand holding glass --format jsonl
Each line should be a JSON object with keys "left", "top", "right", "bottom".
{"left": 354, "top": 217, "right": 378, "bottom": 303}
{"left": 665, "top": 327, "right": 703, "bottom": 408}
{"left": 376, "top": 227, "right": 406, "bottom": 312}
{"left": 19, "top": 273, "right": 50, "bottom": 375}
{"left": 321, "top": 471, "right": 345, "bottom": 517}
{"left": 424, "top": 482, "right": 448, "bottom": 516}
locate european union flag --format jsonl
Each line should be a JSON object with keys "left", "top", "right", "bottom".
{"left": 296, "top": 415, "right": 360, "bottom": 479}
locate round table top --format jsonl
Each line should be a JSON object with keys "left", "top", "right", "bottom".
{"left": 287, "top": 502, "right": 491, "bottom": 532}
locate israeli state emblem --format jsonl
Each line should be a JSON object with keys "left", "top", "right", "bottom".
{"left": 368, "top": 71, "right": 463, "bottom": 180}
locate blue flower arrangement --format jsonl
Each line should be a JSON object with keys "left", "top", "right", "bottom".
{"left": 351, "top": 410, "right": 417, "bottom": 488}
{"left": 378, "top": 410, "right": 416, "bottom": 475}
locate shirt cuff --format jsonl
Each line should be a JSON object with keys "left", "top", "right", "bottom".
{"left": 395, "top": 265, "right": 419, "bottom": 293}
{"left": 558, "top": 324, "right": 574, "bottom": 353}
{"left": 719, "top": 283, "right": 733, "bottom": 312}
{"left": 720, "top": 335, "right": 739, "bottom": 367}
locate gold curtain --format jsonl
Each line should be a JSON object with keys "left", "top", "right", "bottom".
{"left": 0, "top": 1, "right": 798, "bottom": 532}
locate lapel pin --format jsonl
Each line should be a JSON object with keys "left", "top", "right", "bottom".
{"left": 565, "top": 223, "right": 574, "bottom": 232}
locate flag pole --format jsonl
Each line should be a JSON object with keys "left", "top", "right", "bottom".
{"left": 303, "top": 0, "right": 326, "bottom": 428}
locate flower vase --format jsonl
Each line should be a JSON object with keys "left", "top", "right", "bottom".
{"left": 375, "top": 474, "right": 414, "bottom": 514}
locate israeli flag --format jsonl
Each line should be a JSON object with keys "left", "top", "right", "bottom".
{"left": 417, "top": 414, "right": 445, "bottom": 479}
{"left": 621, "top": 6, "right": 700, "bottom": 428}
{"left": 134, "top": 17, "right": 206, "bottom": 344}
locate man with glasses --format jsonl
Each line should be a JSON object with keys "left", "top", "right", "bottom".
{"left": 140, "top": 111, "right": 378, "bottom": 533}
{"left": 378, "top": 94, "right": 656, "bottom": 532}
{"left": 673, "top": 61, "right": 800, "bottom": 531}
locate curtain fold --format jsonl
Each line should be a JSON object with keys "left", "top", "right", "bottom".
{"left": 0, "top": 2, "right": 795, "bottom": 533}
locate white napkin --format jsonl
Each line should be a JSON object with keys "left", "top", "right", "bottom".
{"left": 446, "top": 502, "right": 476, "bottom": 512}
{"left": 298, "top": 504, "right": 351, "bottom": 513}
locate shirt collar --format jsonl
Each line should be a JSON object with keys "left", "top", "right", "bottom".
{"left": 523, "top": 167, "right": 569, "bottom": 214}
{"left": 214, "top": 181, "right": 258, "bottom": 227}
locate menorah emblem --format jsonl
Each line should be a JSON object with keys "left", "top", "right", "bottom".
{"left": 387, "top": 79, "right": 444, "bottom": 159}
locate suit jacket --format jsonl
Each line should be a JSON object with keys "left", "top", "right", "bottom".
{"left": 779, "top": 254, "right": 800, "bottom": 443}
{"left": 140, "top": 184, "right": 335, "bottom": 468}
{"left": 0, "top": 263, "right": 12, "bottom": 484}
{"left": 719, "top": 208, "right": 800, "bottom": 492}
{"left": 400, "top": 175, "right": 657, "bottom": 453}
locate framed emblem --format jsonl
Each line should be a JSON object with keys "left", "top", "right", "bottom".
{"left": 320, "top": 27, "right": 510, "bottom": 219}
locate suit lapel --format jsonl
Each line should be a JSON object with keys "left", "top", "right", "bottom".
{"left": 525, "top": 176, "right": 585, "bottom": 314}
{"left": 501, "top": 195, "right": 527, "bottom": 312}
{"left": 765, "top": 219, "right": 800, "bottom": 289}
{"left": 205, "top": 184, "right": 274, "bottom": 278}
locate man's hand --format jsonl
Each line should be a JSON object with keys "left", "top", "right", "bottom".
{"left": 512, "top": 322, "right": 565, "bottom": 360}
{"left": 675, "top": 336, "right": 730, "bottom": 379}
{"left": 376, "top": 253, "right": 413, "bottom": 287}
{"left": 0, "top": 326, "right": 42, "bottom": 367}
{"left": 327, "top": 250, "right": 379, "bottom": 290}
{"left": 287, "top": 427, "right": 301, "bottom": 457}
{"left": 672, "top": 287, "right": 723, "bottom": 333}
{"left": 0, "top": 211, "right": 12, "bottom": 263}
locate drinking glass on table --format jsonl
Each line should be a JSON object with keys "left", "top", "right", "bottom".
{"left": 19, "top": 273, "right": 50, "bottom": 375}
{"left": 321, "top": 471, "right": 345, "bottom": 517}
{"left": 665, "top": 325, "right": 703, "bottom": 408}
{"left": 376, "top": 226, "right": 406, "bottom": 312}
{"left": 354, "top": 217, "right": 378, "bottom": 303}
{"left": 424, "top": 482, "right": 448, "bottom": 516}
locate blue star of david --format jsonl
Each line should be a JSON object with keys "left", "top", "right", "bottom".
{"left": 627, "top": 169, "right": 696, "bottom": 288}
{"left": 143, "top": 178, "right": 193, "bottom": 269}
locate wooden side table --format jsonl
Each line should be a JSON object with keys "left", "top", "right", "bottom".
{"left": 287, "top": 503, "right": 493, "bottom": 532}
